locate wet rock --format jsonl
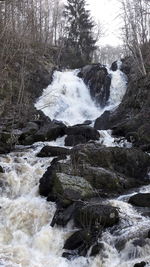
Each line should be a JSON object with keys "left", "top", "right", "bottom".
{"left": 53, "top": 173, "right": 94, "bottom": 201}
{"left": 20, "top": 122, "right": 66, "bottom": 145}
{"left": 62, "top": 252, "right": 75, "bottom": 260}
{"left": 125, "top": 132, "right": 139, "bottom": 145}
{"left": 134, "top": 262, "right": 146, "bottom": 267}
{"left": 65, "top": 135, "right": 87, "bottom": 146}
{"left": 39, "top": 158, "right": 60, "bottom": 197}
{"left": 90, "top": 242, "right": 104, "bottom": 256}
{"left": 71, "top": 144, "right": 150, "bottom": 182}
{"left": 74, "top": 203, "right": 119, "bottom": 229}
{"left": 63, "top": 229, "right": 100, "bottom": 257}
{"left": 111, "top": 61, "right": 118, "bottom": 71}
{"left": 37, "top": 146, "right": 70, "bottom": 157}
{"left": 78, "top": 64, "right": 111, "bottom": 106}
{"left": 65, "top": 125, "right": 100, "bottom": 141}
{"left": 51, "top": 203, "right": 77, "bottom": 227}
{"left": 0, "top": 166, "right": 4, "bottom": 173}
{"left": 63, "top": 230, "right": 94, "bottom": 250}
{"left": 94, "top": 110, "right": 111, "bottom": 130}
{"left": 129, "top": 193, "right": 150, "bottom": 207}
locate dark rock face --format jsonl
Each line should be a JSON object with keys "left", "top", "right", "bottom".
{"left": 94, "top": 111, "right": 111, "bottom": 130}
{"left": 65, "top": 125, "right": 100, "bottom": 140}
{"left": 74, "top": 203, "right": 119, "bottom": 229}
{"left": 19, "top": 119, "right": 66, "bottom": 145}
{"left": 111, "top": 61, "right": 118, "bottom": 71}
{"left": 65, "top": 135, "right": 87, "bottom": 146}
{"left": 78, "top": 64, "right": 111, "bottom": 107}
{"left": 64, "top": 125, "right": 100, "bottom": 147}
{"left": 55, "top": 143, "right": 150, "bottom": 196}
{"left": 134, "top": 262, "right": 146, "bottom": 267}
{"left": 0, "top": 166, "right": 4, "bottom": 173}
{"left": 94, "top": 57, "right": 150, "bottom": 151}
{"left": 129, "top": 193, "right": 150, "bottom": 207}
{"left": 71, "top": 144, "right": 150, "bottom": 182}
{"left": 37, "top": 146, "right": 70, "bottom": 157}
{"left": 39, "top": 158, "right": 60, "bottom": 197}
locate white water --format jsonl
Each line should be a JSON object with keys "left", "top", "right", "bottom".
{"left": 35, "top": 68, "right": 127, "bottom": 125}
{"left": 1, "top": 67, "right": 150, "bottom": 267}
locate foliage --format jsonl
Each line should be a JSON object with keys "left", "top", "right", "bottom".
{"left": 62, "top": 0, "right": 97, "bottom": 68}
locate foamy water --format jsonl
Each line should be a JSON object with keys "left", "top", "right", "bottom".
{"left": 1, "top": 66, "right": 150, "bottom": 266}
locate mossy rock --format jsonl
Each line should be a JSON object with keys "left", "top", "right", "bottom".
{"left": 53, "top": 172, "right": 94, "bottom": 201}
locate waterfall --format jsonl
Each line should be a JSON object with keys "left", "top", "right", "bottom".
{"left": 1, "top": 65, "right": 150, "bottom": 267}
{"left": 35, "top": 67, "right": 127, "bottom": 125}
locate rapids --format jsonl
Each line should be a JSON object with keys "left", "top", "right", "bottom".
{"left": 0, "top": 66, "right": 150, "bottom": 267}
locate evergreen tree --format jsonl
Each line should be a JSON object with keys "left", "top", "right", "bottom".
{"left": 63, "top": 0, "right": 96, "bottom": 67}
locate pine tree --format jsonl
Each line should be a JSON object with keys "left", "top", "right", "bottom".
{"left": 63, "top": 0, "right": 96, "bottom": 67}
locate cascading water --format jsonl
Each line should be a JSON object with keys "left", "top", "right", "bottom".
{"left": 35, "top": 70, "right": 100, "bottom": 125}
{"left": 0, "top": 66, "right": 150, "bottom": 267}
{"left": 35, "top": 67, "right": 127, "bottom": 125}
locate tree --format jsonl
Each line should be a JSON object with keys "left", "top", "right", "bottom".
{"left": 63, "top": 0, "right": 97, "bottom": 67}
{"left": 121, "top": 0, "right": 150, "bottom": 76}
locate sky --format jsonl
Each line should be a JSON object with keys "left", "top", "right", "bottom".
{"left": 86, "top": 0, "right": 123, "bottom": 46}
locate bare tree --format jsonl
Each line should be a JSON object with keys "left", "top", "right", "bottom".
{"left": 121, "top": 0, "right": 150, "bottom": 76}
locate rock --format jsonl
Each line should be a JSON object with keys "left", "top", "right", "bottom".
{"left": 111, "top": 61, "right": 118, "bottom": 71}
{"left": 78, "top": 64, "right": 111, "bottom": 106}
{"left": 20, "top": 121, "right": 66, "bottom": 145}
{"left": 65, "top": 135, "right": 87, "bottom": 146}
{"left": 63, "top": 229, "right": 98, "bottom": 256}
{"left": 51, "top": 203, "right": 77, "bottom": 227}
{"left": 71, "top": 144, "right": 150, "bottom": 181}
{"left": 148, "top": 230, "right": 150, "bottom": 238}
{"left": 62, "top": 252, "right": 74, "bottom": 260}
{"left": 65, "top": 125, "right": 100, "bottom": 141}
{"left": 129, "top": 193, "right": 150, "bottom": 207}
{"left": 134, "top": 262, "right": 146, "bottom": 267}
{"left": 57, "top": 143, "right": 150, "bottom": 196}
{"left": 132, "top": 239, "right": 147, "bottom": 247}
{"left": 39, "top": 158, "right": 59, "bottom": 197}
{"left": 94, "top": 111, "right": 111, "bottom": 130}
{"left": 53, "top": 173, "right": 94, "bottom": 201}
{"left": 125, "top": 132, "right": 139, "bottom": 144}
{"left": 77, "top": 165, "right": 128, "bottom": 194}
{"left": 74, "top": 203, "right": 119, "bottom": 229}
{"left": 37, "top": 146, "right": 70, "bottom": 157}
{"left": 0, "top": 166, "right": 3, "bottom": 173}
{"left": 64, "top": 230, "right": 93, "bottom": 250}
{"left": 90, "top": 243, "right": 104, "bottom": 256}
{"left": 22, "top": 122, "right": 39, "bottom": 135}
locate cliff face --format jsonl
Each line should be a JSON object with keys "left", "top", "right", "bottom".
{"left": 95, "top": 56, "right": 150, "bottom": 148}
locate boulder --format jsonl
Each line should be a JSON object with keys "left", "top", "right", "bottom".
{"left": 74, "top": 203, "right": 119, "bottom": 228}
{"left": 63, "top": 230, "right": 94, "bottom": 250}
{"left": 90, "top": 243, "right": 104, "bottom": 256}
{"left": 111, "top": 61, "right": 118, "bottom": 71}
{"left": 0, "top": 166, "right": 4, "bottom": 173}
{"left": 53, "top": 173, "right": 94, "bottom": 201}
{"left": 129, "top": 193, "right": 150, "bottom": 207}
{"left": 65, "top": 125, "right": 100, "bottom": 141}
{"left": 65, "top": 135, "right": 87, "bottom": 146}
{"left": 19, "top": 122, "right": 66, "bottom": 145}
{"left": 71, "top": 144, "right": 150, "bottom": 181}
{"left": 39, "top": 158, "right": 60, "bottom": 197}
{"left": 50, "top": 203, "right": 77, "bottom": 227}
{"left": 78, "top": 64, "right": 111, "bottom": 106}
{"left": 134, "top": 262, "right": 146, "bottom": 267}
{"left": 37, "top": 146, "right": 70, "bottom": 157}
{"left": 94, "top": 111, "right": 111, "bottom": 130}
